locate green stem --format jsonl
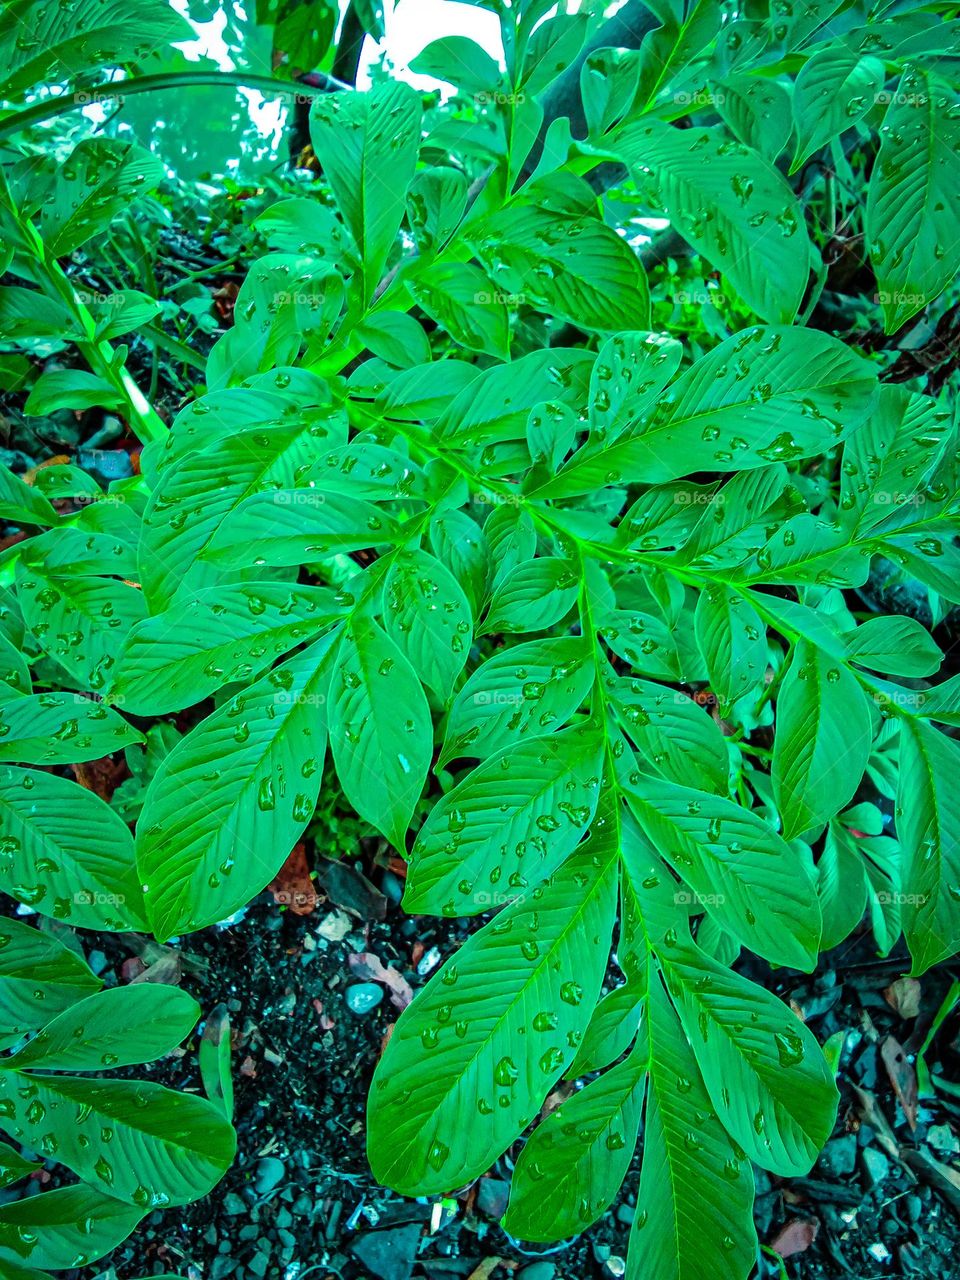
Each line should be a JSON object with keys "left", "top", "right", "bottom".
{"left": 0, "top": 71, "right": 345, "bottom": 142}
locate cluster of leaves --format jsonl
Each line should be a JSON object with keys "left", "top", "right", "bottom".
{"left": 1, "top": 0, "right": 960, "bottom": 1274}
{"left": 0, "top": 917, "right": 234, "bottom": 1273}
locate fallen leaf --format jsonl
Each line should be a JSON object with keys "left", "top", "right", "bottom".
{"left": 467, "top": 1259, "right": 506, "bottom": 1280}
{"left": 881, "top": 1034, "right": 919, "bottom": 1130}
{"left": 130, "top": 953, "right": 182, "bottom": 987}
{"left": 769, "top": 1218, "right": 819, "bottom": 1258}
{"left": 884, "top": 976, "right": 922, "bottom": 1020}
{"left": 239, "top": 1056, "right": 257, "bottom": 1078}
{"left": 316, "top": 909, "right": 352, "bottom": 941}
{"left": 348, "top": 952, "right": 413, "bottom": 1009}
{"left": 315, "top": 857, "right": 387, "bottom": 920}
{"left": 268, "top": 843, "right": 319, "bottom": 915}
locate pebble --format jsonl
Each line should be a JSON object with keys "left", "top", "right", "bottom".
{"left": 254, "top": 1157, "right": 286, "bottom": 1194}
{"left": 346, "top": 982, "right": 384, "bottom": 1015}
{"left": 517, "top": 1265, "right": 557, "bottom": 1280}
{"left": 862, "top": 1147, "right": 890, "bottom": 1187}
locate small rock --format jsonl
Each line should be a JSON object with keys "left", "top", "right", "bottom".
{"left": 592, "top": 1242, "right": 611, "bottom": 1262}
{"left": 346, "top": 982, "right": 384, "bottom": 1015}
{"left": 904, "top": 1194, "right": 923, "bottom": 1223}
{"left": 928, "top": 1124, "right": 959, "bottom": 1157}
{"left": 616, "top": 1203, "right": 635, "bottom": 1225}
{"left": 254, "top": 1157, "right": 286, "bottom": 1194}
{"left": 476, "top": 1176, "right": 509, "bottom": 1220}
{"left": 862, "top": 1147, "right": 891, "bottom": 1187}
{"left": 604, "top": 1259, "right": 626, "bottom": 1278}
{"left": 819, "top": 1135, "right": 857, "bottom": 1177}
{"left": 349, "top": 1224, "right": 421, "bottom": 1280}
{"left": 517, "top": 1265, "right": 557, "bottom": 1280}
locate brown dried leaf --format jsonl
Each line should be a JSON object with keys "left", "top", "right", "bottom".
{"left": 769, "top": 1218, "right": 819, "bottom": 1258}
{"left": 881, "top": 1034, "right": 919, "bottom": 1130}
{"left": 884, "top": 976, "right": 922, "bottom": 1020}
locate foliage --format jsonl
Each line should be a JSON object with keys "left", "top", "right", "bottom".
{"left": 1, "top": 0, "right": 960, "bottom": 1274}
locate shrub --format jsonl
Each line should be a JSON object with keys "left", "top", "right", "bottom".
{"left": 1, "top": 0, "right": 959, "bottom": 1273}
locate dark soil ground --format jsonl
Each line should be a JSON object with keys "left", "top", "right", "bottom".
{"left": 13, "top": 858, "right": 956, "bottom": 1280}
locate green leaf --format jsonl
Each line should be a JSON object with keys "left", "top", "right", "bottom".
{"left": 0, "top": 694, "right": 141, "bottom": 765}
{"left": 0, "top": 918, "right": 100, "bottom": 1050}
{"left": 410, "top": 36, "right": 500, "bottom": 95}
{"left": 407, "top": 167, "right": 469, "bottom": 256}
{"left": 439, "top": 636, "right": 594, "bottom": 766}
{"left": 475, "top": 206, "right": 650, "bottom": 331}
{"left": 16, "top": 556, "right": 147, "bottom": 692}
{"left": 716, "top": 72, "right": 793, "bottom": 162}
{"left": 0, "top": 1185, "right": 143, "bottom": 1271}
{"left": 309, "top": 83, "right": 422, "bottom": 304}
{"left": 626, "top": 775, "right": 822, "bottom": 969}
{"left": 110, "top": 582, "right": 343, "bottom": 716}
{"left": 23, "top": 370, "right": 123, "bottom": 416}
{"left": 503, "top": 1035, "right": 645, "bottom": 1240}
{"left": 772, "top": 640, "right": 874, "bottom": 839}
{"left": 629, "top": 970, "right": 757, "bottom": 1280}
{"left": 542, "top": 326, "right": 877, "bottom": 494}
{"left": 254, "top": 197, "right": 346, "bottom": 261}
{"left": 662, "top": 941, "right": 839, "bottom": 1175}
{"left": 607, "top": 674, "right": 729, "bottom": 794}
{"left": 790, "top": 47, "right": 884, "bottom": 173}
{"left": 0, "top": 1074, "right": 235, "bottom": 1207}
{"left": 0, "top": 1145, "right": 40, "bottom": 1190}
{"left": 0, "top": 0, "right": 191, "bottom": 100}
{"left": 136, "top": 634, "right": 338, "bottom": 938}
{"left": 408, "top": 262, "right": 509, "bottom": 358}
{"left": 226, "top": 254, "right": 344, "bottom": 369}
{"left": 139, "top": 413, "right": 345, "bottom": 607}
{"left": 4, "top": 985, "right": 198, "bottom": 1071}
{"left": 368, "top": 844, "right": 618, "bottom": 1195}
{"left": 520, "top": 13, "right": 589, "bottom": 95}
{"left": 382, "top": 550, "right": 473, "bottom": 700}
{"left": 405, "top": 723, "right": 603, "bottom": 914}
{"left": 616, "top": 120, "right": 812, "bottom": 323}
{"left": 328, "top": 619, "right": 431, "bottom": 849}
{"left": 694, "top": 584, "right": 767, "bottom": 716}
{"left": 0, "top": 766, "right": 145, "bottom": 930}
{"left": 0, "top": 464, "right": 59, "bottom": 528}
{"left": 898, "top": 718, "right": 960, "bottom": 974}
{"left": 40, "top": 140, "right": 163, "bottom": 256}
{"left": 844, "top": 614, "right": 942, "bottom": 678}
{"left": 480, "top": 558, "right": 578, "bottom": 634}
{"left": 818, "top": 823, "right": 869, "bottom": 951}
{"left": 866, "top": 69, "right": 960, "bottom": 332}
